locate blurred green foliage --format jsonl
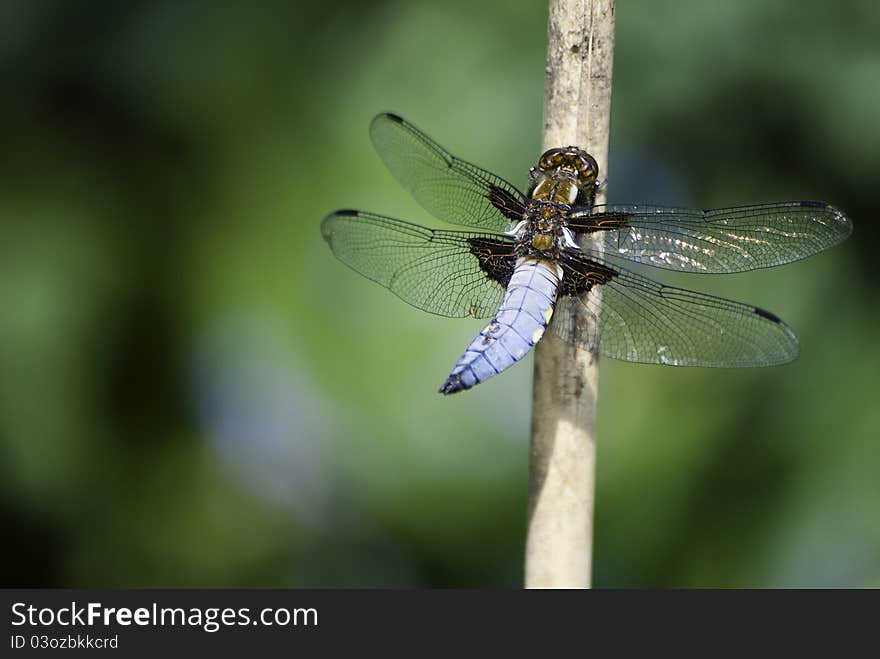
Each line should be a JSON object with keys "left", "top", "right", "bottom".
{"left": 1, "top": 0, "right": 878, "bottom": 587}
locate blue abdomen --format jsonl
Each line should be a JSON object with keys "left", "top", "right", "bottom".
{"left": 439, "top": 259, "right": 561, "bottom": 394}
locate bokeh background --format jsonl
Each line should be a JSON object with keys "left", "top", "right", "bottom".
{"left": 2, "top": 0, "right": 878, "bottom": 588}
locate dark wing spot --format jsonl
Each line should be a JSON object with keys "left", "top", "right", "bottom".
{"left": 486, "top": 184, "right": 527, "bottom": 222}
{"left": 384, "top": 112, "right": 405, "bottom": 124}
{"left": 558, "top": 252, "right": 617, "bottom": 296}
{"left": 798, "top": 200, "right": 826, "bottom": 209}
{"left": 566, "top": 211, "right": 631, "bottom": 234}
{"left": 753, "top": 306, "right": 782, "bottom": 323}
{"left": 335, "top": 209, "right": 359, "bottom": 216}
{"left": 467, "top": 237, "right": 516, "bottom": 287}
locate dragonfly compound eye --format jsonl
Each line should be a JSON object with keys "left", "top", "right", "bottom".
{"left": 538, "top": 147, "right": 599, "bottom": 184}
{"left": 538, "top": 148, "right": 567, "bottom": 171}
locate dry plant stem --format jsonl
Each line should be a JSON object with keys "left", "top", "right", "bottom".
{"left": 525, "top": 0, "right": 615, "bottom": 589}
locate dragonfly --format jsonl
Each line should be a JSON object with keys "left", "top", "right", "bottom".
{"left": 321, "top": 113, "right": 852, "bottom": 394}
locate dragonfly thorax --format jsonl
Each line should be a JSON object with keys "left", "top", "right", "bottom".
{"left": 511, "top": 200, "right": 578, "bottom": 257}
{"left": 531, "top": 232, "right": 554, "bottom": 251}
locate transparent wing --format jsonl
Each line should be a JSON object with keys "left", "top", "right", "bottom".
{"left": 369, "top": 112, "right": 527, "bottom": 232}
{"left": 321, "top": 210, "right": 515, "bottom": 318}
{"left": 569, "top": 202, "right": 852, "bottom": 273}
{"left": 551, "top": 250, "right": 800, "bottom": 367}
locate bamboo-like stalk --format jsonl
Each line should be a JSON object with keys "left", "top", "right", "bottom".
{"left": 525, "top": 0, "right": 615, "bottom": 589}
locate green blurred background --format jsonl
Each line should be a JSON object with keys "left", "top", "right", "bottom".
{"left": 1, "top": 0, "right": 878, "bottom": 588}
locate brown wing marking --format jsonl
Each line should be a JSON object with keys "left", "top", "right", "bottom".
{"left": 566, "top": 211, "right": 631, "bottom": 234}
{"left": 559, "top": 252, "right": 617, "bottom": 296}
{"left": 467, "top": 237, "right": 516, "bottom": 287}
{"left": 486, "top": 184, "right": 527, "bottom": 222}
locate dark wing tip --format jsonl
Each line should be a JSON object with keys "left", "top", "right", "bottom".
{"left": 369, "top": 113, "right": 407, "bottom": 150}
{"left": 753, "top": 306, "right": 782, "bottom": 323}
{"left": 321, "top": 210, "right": 357, "bottom": 243}
{"left": 752, "top": 306, "right": 800, "bottom": 366}
{"left": 800, "top": 201, "right": 854, "bottom": 237}
{"left": 827, "top": 204, "right": 854, "bottom": 238}
{"left": 372, "top": 112, "right": 405, "bottom": 126}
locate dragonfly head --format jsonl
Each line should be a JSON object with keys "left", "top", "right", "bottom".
{"left": 538, "top": 147, "right": 599, "bottom": 187}
{"left": 530, "top": 147, "right": 599, "bottom": 206}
